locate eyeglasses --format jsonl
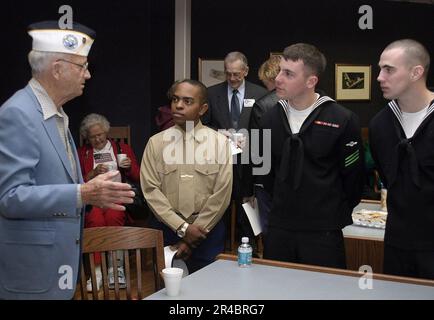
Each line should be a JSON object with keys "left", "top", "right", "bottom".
{"left": 56, "top": 59, "right": 89, "bottom": 71}
{"left": 225, "top": 71, "right": 243, "bottom": 79}
{"left": 88, "top": 132, "right": 106, "bottom": 141}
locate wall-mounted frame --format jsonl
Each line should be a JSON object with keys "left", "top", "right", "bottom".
{"left": 198, "top": 58, "right": 225, "bottom": 87}
{"left": 335, "top": 64, "right": 371, "bottom": 101}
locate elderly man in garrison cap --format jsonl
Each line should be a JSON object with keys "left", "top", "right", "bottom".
{"left": 0, "top": 21, "right": 134, "bottom": 300}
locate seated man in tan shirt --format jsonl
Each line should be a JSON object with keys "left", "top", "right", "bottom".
{"left": 141, "top": 79, "right": 232, "bottom": 273}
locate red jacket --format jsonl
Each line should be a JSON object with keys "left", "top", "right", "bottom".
{"left": 155, "top": 105, "right": 174, "bottom": 131}
{"left": 77, "top": 140, "right": 140, "bottom": 183}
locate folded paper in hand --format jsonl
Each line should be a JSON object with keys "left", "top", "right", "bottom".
{"left": 230, "top": 139, "right": 242, "bottom": 155}
{"left": 242, "top": 202, "right": 262, "bottom": 236}
{"left": 164, "top": 246, "right": 189, "bottom": 277}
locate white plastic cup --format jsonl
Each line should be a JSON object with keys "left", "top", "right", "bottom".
{"left": 116, "top": 153, "right": 127, "bottom": 167}
{"left": 162, "top": 267, "right": 183, "bottom": 297}
{"left": 105, "top": 163, "right": 121, "bottom": 182}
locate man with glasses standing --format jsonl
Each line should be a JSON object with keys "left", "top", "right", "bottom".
{"left": 202, "top": 51, "right": 267, "bottom": 251}
{"left": 0, "top": 21, "right": 134, "bottom": 299}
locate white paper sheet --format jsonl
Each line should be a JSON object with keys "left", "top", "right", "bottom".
{"left": 230, "top": 140, "right": 243, "bottom": 155}
{"left": 164, "top": 246, "right": 177, "bottom": 269}
{"left": 164, "top": 246, "right": 189, "bottom": 277}
{"left": 242, "top": 202, "right": 263, "bottom": 236}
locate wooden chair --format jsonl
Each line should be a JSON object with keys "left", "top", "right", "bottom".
{"left": 373, "top": 170, "right": 381, "bottom": 193}
{"left": 107, "top": 126, "right": 131, "bottom": 145}
{"left": 76, "top": 226, "right": 165, "bottom": 300}
{"left": 361, "top": 127, "right": 382, "bottom": 195}
{"left": 80, "top": 125, "right": 131, "bottom": 147}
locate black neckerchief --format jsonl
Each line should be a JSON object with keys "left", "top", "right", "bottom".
{"left": 387, "top": 99, "right": 434, "bottom": 189}
{"left": 278, "top": 96, "right": 334, "bottom": 190}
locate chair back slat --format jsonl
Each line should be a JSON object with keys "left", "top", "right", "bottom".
{"left": 124, "top": 250, "right": 132, "bottom": 299}
{"left": 136, "top": 249, "right": 143, "bottom": 299}
{"left": 75, "top": 226, "right": 164, "bottom": 300}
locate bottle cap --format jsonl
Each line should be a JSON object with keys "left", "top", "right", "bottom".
{"left": 241, "top": 237, "right": 249, "bottom": 243}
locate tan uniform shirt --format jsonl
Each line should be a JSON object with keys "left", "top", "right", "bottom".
{"left": 141, "top": 121, "right": 232, "bottom": 232}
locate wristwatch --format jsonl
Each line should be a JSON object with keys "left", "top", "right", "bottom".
{"left": 176, "top": 222, "right": 189, "bottom": 238}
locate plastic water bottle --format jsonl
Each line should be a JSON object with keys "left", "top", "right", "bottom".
{"left": 238, "top": 237, "right": 252, "bottom": 267}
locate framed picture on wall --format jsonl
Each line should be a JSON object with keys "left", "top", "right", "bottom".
{"left": 198, "top": 58, "right": 225, "bottom": 87}
{"left": 335, "top": 64, "right": 371, "bottom": 101}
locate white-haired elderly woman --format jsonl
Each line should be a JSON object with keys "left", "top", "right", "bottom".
{"left": 77, "top": 113, "right": 140, "bottom": 291}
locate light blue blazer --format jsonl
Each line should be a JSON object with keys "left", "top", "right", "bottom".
{"left": 0, "top": 85, "right": 84, "bottom": 299}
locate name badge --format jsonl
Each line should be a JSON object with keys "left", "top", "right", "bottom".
{"left": 243, "top": 99, "right": 255, "bottom": 107}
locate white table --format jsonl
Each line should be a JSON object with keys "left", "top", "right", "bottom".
{"left": 146, "top": 259, "right": 434, "bottom": 300}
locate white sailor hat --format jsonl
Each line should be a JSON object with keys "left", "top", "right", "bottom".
{"left": 28, "top": 21, "right": 96, "bottom": 57}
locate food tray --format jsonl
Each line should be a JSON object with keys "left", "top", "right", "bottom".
{"left": 352, "top": 209, "right": 387, "bottom": 229}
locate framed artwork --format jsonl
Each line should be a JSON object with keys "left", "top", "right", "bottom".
{"left": 335, "top": 64, "right": 371, "bottom": 101}
{"left": 198, "top": 58, "right": 225, "bottom": 87}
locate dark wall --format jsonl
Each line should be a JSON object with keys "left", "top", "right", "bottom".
{"left": 150, "top": 0, "right": 176, "bottom": 134}
{"left": 191, "top": 0, "right": 434, "bottom": 127}
{"left": 0, "top": 0, "right": 174, "bottom": 158}
{"left": 1, "top": 0, "right": 432, "bottom": 157}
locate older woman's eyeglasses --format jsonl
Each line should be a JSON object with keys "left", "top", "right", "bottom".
{"left": 56, "top": 59, "right": 89, "bottom": 71}
{"left": 88, "top": 132, "right": 106, "bottom": 141}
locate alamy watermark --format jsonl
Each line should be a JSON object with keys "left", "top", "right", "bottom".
{"left": 358, "top": 5, "right": 373, "bottom": 30}
{"left": 58, "top": 265, "right": 74, "bottom": 290}
{"left": 162, "top": 121, "right": 271, "bottom": 175}
{"left": 358, "top": 265, "right": 373, "bottom": 290}
{"left": 58, "top": 5, "right": 73, "bottom": 30}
